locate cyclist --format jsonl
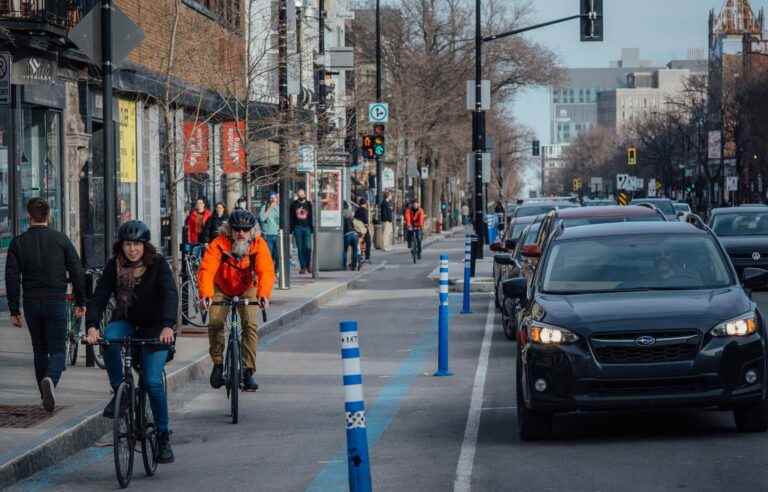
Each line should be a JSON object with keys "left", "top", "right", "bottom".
{"left": 197, "top": 209, "right": 275, "bottom": 391}
{"left": 84, "top": 221, "right": 178, "bottom": 464}
{"left": 404, "top": 200, "right": 426, "bottom": 260}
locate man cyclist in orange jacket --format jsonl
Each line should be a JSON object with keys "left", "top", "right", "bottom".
{"left": 198, "top": 209, "right": 275, "bottom": 391}
{"left": 404, "top": 200, "right": 426, "bottom": 260}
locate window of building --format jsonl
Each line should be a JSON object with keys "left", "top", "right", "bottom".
{"left": 0, "top": 106, "right": 11, "bottom": 296}
{"left": 183, "top": 0, "right": 241, "bottom": 32}
{"left": 19, "top": 108, "right": 62, "bottom": 232}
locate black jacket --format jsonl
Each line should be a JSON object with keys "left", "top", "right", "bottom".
{"left": 201, "top": 213, "right": 228, "bottom": 244}
{"left": 381, "top": 200, "right": 394, "bottom": 223}
{"left": 355, "top": 206, "right": 370, "bottom": 225}
{"left": 86, "top": 254, "right": 178, "bottom": 338}
{"left": 5, "top": 226, "right": 86, "bottom": 315}
{"left": 290, "top": 200, "right": 313, "bottom": 233}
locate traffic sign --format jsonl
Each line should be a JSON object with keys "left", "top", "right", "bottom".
{"left": 648, "top": 179, "right": 656, "bottom": 197}
{"left": 572, "top": 177, "right": 582, "bottom": 191}
{"left": 616, "top": 174, "right": 628, "bottom": 190}
{"left": 368, "top": 102, "right": 389, "bottom": 123}
{"left": 70, "top": 4, "right": 145, "bottom": 66}
{"left": 297, "top": 144, "right": 315, "bottom": 173}
{"left": 727, "top": 176, "right": 738, "bottom": 192}
{"left": 617, "top": 191, "right": 631, "bottom": 206}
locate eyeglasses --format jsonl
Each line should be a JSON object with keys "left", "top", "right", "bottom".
{"left": 232, "top": 227, "right": 251, "bottom": 233}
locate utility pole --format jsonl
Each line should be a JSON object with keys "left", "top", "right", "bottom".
{"left": 278, "top": 0, "right": 291, "bottom": 287}
{"left": 312, "top": 0, "right": 325, "bottom": 279}
{"left": 102, "top": 0, "right": 115, "bottom": 262}
{"left": 472, "top": 0, "right": 485, "bottom": 272}
{"left": 375, "top": 0, "right": 383, "bottom": 211}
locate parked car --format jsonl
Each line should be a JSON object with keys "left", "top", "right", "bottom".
{"left": 504, "top": 220, "right": 768, "bottom": 441}
{"left": 492, "top": 215, "right": 543, "bottom": 306}
{"left": 709, "top": 206, "right": 768, "bottom": 280}
{"left": 583, "top": 199, "right": 615, "bottom": 207}
{"left": 631, "top": 198, "right": 678, "bottom": 220}
{"left": 673, "top": 202, "right": 692, "bottom": 215}
{"left": 509, "top": 200, "right": 580, "bottom": 222}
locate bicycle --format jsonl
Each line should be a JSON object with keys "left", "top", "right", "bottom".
{"left": 210, "top": 297, "right": 267, "bottom": 424}
{"left": 64, "top": 294, "right": 82, "bottom": 367}
{"left": 409, "top": 228, "right": 423, "bottom": 263}
{"left": 180, "top": 245, "right": 207, "bottom": 327}
{"left": 83, "top": 337, "right": 169, "bottom": 488}
{"left": 86, "top": 267, "right": 114, "bottom": 369}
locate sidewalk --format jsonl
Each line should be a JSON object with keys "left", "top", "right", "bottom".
{"left": 0, "top": 225, "right": 462, "bottom": 488}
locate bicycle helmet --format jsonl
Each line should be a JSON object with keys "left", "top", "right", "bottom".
{"left": 118, "top": 220, "right": 151, "bottom": 243}
{"left": 229, "top": 209, "right": 257, "bottom": 230}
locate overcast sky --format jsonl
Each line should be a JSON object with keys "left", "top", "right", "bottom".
{"left": 512, "top": 0, "right": 753, "bottom": 144}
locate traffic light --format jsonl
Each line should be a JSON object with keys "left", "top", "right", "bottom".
{"left": 532, "top": 140, "right": 540, "bottom": 157}
{"left": 572, "top": 177, "right": 582, "bottom": 191}
{"left": 373, "top": 124, "right": 385, "bottom": 157}
{"left": 628, "top": 146, "right": 637, "bottom": 166}
{"left": 580, "top": 0, "right": 603, "bottom": 42}
{"left": 361, "top": 134, "right": 375, "bottom": 160}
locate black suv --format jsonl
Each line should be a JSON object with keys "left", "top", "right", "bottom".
{"left": 504, "top": 221, "right": 768, "bottom": 440}
{"left": 709, "top": 206, "right": 768, "bottom": 280}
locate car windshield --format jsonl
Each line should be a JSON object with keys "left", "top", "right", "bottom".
{"left": 562, "top": 216, "right": 663, "bottom": 227}
{"left": 516, "top": 205, "right": 556, "bottom": 218}
{"left": 711, "top": 213, "right": 768, "bottom": 236}
{"left": 674, "top": 203, "right": 691, "bottom": 213}
{"left": 542, "top": 234, "right": 732, "bottom": 293}
{"left": 633, "top": 201, "right": 676, "bottom": 216}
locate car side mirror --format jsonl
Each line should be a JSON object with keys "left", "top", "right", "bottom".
{"left": 521, "top": 244, "right": 541, "bottom": 258}
{"left": 743, "top": 268, "right": 768, "bottom": 290}
{"left": 494, "top": 254, "right": 515, "bottom": 266}
{"left": 502, "top": 277, "right": 526, "bottom": 299}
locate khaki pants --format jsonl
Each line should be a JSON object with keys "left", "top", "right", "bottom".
{"left": 382, "top": 221, "right": 393, "bottom": 250}
{"left": 208, "top": 286, "right": 260, "bottom": 369}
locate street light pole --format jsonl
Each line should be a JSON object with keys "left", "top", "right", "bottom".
{"left": 102, "top": 0, "right": 115, "bottom": 262}
{"left": 472, "top": 0, "right": 485, "bottom": 273}
{"left": 375, "top": 0, "right": 383, "bottom": 210}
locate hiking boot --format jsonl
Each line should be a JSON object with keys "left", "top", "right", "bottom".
{"left": 157, "top": 431, "right": 175, "bottom": 464}
{"left": 242, "top": 369, "right": 259, "bottom": 391}
{"left": 210, "top": 364, "right": 224, "bottom": 389}
{"left": 40, "top": 377, "right": 55, "bottom": 412}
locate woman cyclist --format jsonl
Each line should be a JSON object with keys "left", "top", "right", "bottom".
{"left": 84, "top": 220, "right": 178, "bottom": 464}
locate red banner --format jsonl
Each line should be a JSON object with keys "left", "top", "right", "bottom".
{"left": 183, "top": 122, "right": 210, "bottom": 174}
{"left": 221, "top": 120, "right": 246, "bottom": 174}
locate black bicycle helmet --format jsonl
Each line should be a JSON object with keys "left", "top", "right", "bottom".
{"left": 229, "top": 209, "right": 257, "bottom": 230}
{"left": 118, "top": 220, "right": 151, "bottom": 243}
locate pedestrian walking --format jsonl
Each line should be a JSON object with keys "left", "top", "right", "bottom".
{"left": 201, "top": 202, "right": 228, "bottom": 244}
{"left": 355, "top": 198, "right": 372, "bottom": 261}
{"left": 342, "top": 207, "right": 359, "bottom": 270}
{"left": 461, "top": 203, "right": 470, "bottom": 225}
{"left": 84, "top": 220, "right": 178, "bottom": 463}
{"left": 290, "top": 189, "right": 314, "bottom": 274}
{"left": 185, "top": 198, "right": 211, "bottom": 258}
{"left": 5, "top": 198, "right": 87, "bottom": 412}
{"left": 381, "top": 192, "right": 394, "bottom": 251}
{"left": 259, "top": 192, "right": 280, "bottom": 274}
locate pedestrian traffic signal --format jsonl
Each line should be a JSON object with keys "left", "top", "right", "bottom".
{"left": 373, "top": 124, "right": 385, "bottom": 157}
{"left": 628, "top": 146, "right": 637, "bottom": 166}
{"left": 580, "top": 0, "right": 604, "bottom": 42}
{"left": 532, "top": 140, "right": 540, "bottom": 157}
{"left": 361, "top": 134, "right": 375, "bottom": 160}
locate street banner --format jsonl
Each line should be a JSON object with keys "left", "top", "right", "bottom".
{"left": 183, "top": 121, "right": 210, "bottom": 174}
{"left": 221, "top": 121, "right": 245, "bottom": 174}
{"left": 297, "top": 144, "right": 315, "bottom": 173}
{"left": 118, "top": 99, "right": 137, "bottom": 183}
{"left": 708, "top": 130, "right": 721, "bottom": 160}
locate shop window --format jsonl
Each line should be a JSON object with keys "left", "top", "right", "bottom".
{"left": 19, "top": 108, "right": 61, "bottom": 232}
{"left": 0, "top": 106, "right": 11, "bottom": 297}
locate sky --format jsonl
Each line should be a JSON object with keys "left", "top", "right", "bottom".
{"left": 512, "top": 0, "right": 751, "bottom": 144}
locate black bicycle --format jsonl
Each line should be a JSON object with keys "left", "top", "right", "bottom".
{"left": 84, "top": 337, "right": 169, "bottom": 488}
{"left": 211, "top": 297, "right": 267, "bottom": 424}
{"left": 180, "top": 246, "right": 207, "bottom": 327}
{"left": 409, "top": 228, "right": 423, "bottom": 263}
{"left": 64, "top": 293, "right": 82, "bottom": 367}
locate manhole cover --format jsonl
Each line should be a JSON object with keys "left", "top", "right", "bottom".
{"left": 0, "top": 405, "right": 63, "bottom": 428}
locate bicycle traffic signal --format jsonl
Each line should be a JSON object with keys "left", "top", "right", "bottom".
{"left": 373, "top": 124, "right": 386, "bottom": 157}
{"left": 361, "top": 134, "right": 375, "bottom": 159}
{"left": 532, "top": 140, "right": 540, "bottom": 157}
{"left": 580, "top": 0, "right": 604, "bottom": 42}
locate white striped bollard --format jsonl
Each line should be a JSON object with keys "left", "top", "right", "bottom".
{"left": 434, "top": 254, "right": 453, "bottom": 376}
{"left": 461, "top": 235, "right": 472, "bottom": 314}
{"left": 340, "top": 321, "right": 373, "bottom": 492}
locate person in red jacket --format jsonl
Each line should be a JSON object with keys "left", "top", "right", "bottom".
{"left": 404, "top": 201, "right": 426, "bottom": 260}
{"left": 185, "top": 198, "right": 211, "bottom": 246}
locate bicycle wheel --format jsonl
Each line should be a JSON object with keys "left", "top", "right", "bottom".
{"left": 113, "top": 383, "right": 135, "bottom": 488}
{"left": 67, "top": 311, "right": 80, "bottom": 366}
{"left": 181, "top": 280, "right": 208, "bottom": 327}
{"left": 228, "top": 339, "right": 240, "bottom": 424}
{"left": 139, "top": 389, "right": 159, "bottom": 476}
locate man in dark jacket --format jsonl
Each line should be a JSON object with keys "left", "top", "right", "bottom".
{"left": 290, "top": 189, "right": 314, "bottom": 274}
{"left": 380, "top": 192, "right": 394, "bottom": 251}
{"left": 355, "top": 198, "right": 372, "bottom": 260}
{"left": 201, "top": 202, "right": 228, "bottom": 244}
{"left": 5, "top": 198, "right": 86, "bottom": 412}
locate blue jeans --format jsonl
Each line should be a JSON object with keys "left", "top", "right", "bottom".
{"left": 104, "top": 321, "right": 170, "bottom": 433}
{"left": 23, "top": 299, "right": 67, "bottom": 387}
{"left": 343, "top": 232, "right": 358, "bottom": 268}
{"left": 264, "top": 234, "right": 279, "bottom": 273}
{"left": 294, "top": 226, "right": 312, "bottom": 270}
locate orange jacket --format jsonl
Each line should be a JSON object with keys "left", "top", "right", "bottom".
{"left": 404, "top": 208, "right": 425, "bottom": 228}
{"left": 197, "top": 235, "right": 276, "bottom": 299}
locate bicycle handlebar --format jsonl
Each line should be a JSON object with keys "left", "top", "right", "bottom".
{"left": 81, "top": 337, "right": 171, "bottom": 347}
{"left": 210, "top": 297, "right": 268, "bottom": 323}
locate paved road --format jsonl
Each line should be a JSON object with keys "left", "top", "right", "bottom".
{"left": 10, "top": 238, "right": 768, "bottom": 491}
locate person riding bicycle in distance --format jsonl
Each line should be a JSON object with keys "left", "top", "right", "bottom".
{"left": 404, "top": 201, "right": 426, "bottom": 260}
{"left": 84, "top": 221, "right": 178, "bottom": 464}
{"left": 198, "top": 209, "right": 275, "bottom": 391}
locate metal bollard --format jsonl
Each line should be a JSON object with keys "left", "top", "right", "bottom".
{"left": 278, "top": 229, "right": 288, "bottom": 290}
{"left": 339, "top": 321, "right": 373, "bottom": 492}
{"left": 434, "top": 254, "right": 453, "bottom": 377}
{"left": 461, "top": 235, "right": 472, "bottom": 314}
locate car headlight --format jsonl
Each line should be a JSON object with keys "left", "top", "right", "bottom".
{"left": 710, "top": 312, "right": 760, "bottom": 337}
{"left": 528, "top": 321, "right": 579, "bottom": 345}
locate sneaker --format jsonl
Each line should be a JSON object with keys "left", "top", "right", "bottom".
{"left": 157, "top": 431, "right": 175, "bottom": 464}
{"left": 242, "top": 369, "right": 259, "bottom": 391}
{"left": 40, "top": 377, "right": 55, "bottom": 412}
{"left": 209, "top": 364, "right": 224, "bottom": 389}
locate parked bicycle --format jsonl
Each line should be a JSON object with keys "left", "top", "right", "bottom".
{"left": 83, "top": 337, "right": 169, "bottom": 488}
{"left": 86, "top": 267, "right": 114, "bottom": 369}
{"left": 64, "top": 293, "right": 82, "bottom": 367}
{"left": 180, "top": 244, "right": 207, "bottom": 327}
{"left": 210, "top": 296, "right": 266, "bottom": 424}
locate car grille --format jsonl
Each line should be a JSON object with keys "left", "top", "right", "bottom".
{"left": 591, "top": 330, "right": 700, "bottom": 364}
{"left": 584, "top": 376, "right": 716, "bottom": 395}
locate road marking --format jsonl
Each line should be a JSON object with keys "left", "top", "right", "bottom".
{"left": 481, "top": 406, "right": 517, "bottom": 411}
{"left": 453, "top": 298, "right": 495, "bottom": 492}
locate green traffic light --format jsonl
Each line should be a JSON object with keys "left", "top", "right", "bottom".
{"left": 375, "top": 145, "right": 385, "bottom": 156}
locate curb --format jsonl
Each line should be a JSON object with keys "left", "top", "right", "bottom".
{"left": 0, "top": 263, "right": 387, "bottom": 489}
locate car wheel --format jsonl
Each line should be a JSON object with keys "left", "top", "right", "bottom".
{"left": 516, "top": 352, "right": 552, "bottom": 441}
{"left": 734, "top": 400, "right": 768, "bottom": 433}
{"left": 503, "top": 311, "right": 517, "bottom": 341}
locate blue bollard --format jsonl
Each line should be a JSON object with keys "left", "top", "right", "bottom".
{"left": 461, "top": 235, "right": 472, "bottom": 314}
{"left": 339, "top": 321, "right": 373, "bottom": 492}
{"left": 435, "top": 254, "right": 453, "bottom": 377}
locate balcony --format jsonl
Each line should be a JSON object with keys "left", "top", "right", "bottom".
{"left": 0, "top": 1, "right": 96, "bottom": 35}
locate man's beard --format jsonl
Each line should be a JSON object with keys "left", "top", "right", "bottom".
{"left": 232, "top": 238, "right": 251, "bottom": 257}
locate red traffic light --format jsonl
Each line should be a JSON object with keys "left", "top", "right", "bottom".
{"left": 373, "top": 124, "right": 385, "bottom": 137}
